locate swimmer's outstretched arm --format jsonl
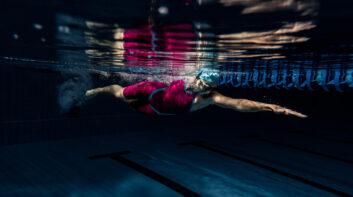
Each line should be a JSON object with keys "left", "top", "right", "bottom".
{"left": 192, "top": 91, "right": 307, "bottom": 118}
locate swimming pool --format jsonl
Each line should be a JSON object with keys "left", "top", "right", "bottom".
{"left": 1, "top": 0, "right": 353, "bottom": 196}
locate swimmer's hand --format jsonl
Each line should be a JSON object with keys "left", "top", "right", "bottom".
{"left": 269, "top": 104, "right": 308, "bottom": 118}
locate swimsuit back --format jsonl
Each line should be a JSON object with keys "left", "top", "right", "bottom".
{"left": 149, "top": 79, "right": 197, "bottom": 115}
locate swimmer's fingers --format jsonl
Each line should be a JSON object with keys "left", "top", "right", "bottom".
{"left": 271, "top": 105, "right": 308, "bottom": 118}
{"left": 285, "top": 109, "right": 308, "bottom": 118}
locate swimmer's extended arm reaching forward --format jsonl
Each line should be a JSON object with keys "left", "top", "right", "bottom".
{"left": 191, "top": 91, "right": 307, "bottom": 118}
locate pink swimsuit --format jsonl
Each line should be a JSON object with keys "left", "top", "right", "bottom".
{"left": 123, "top": 79, "right": 197, "bottom": 115}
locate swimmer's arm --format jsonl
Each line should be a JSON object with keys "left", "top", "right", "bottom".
{"left": 208, "top": 91, "right": 307, "bottom": 118}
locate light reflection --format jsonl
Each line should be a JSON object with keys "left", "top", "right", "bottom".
{"left": 85, "top": 22, "right": 201, "bottom": 73}
{"left": 199, "top": 21, "right": 316, "bottom": 60}
{"left": 57, "top": 1, "right": 353, "bottom": 92}
{"left": 82, "top": 0, "right": 318, "bottom": 70}
{"left": 202, "top": 0, "right": 319, "bottom": 16}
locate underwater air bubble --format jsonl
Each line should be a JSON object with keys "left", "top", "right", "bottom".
{"left": 33, "top": 23, "right": 43, "bottom": 30}
{"left": 58, "top": 25, "right": 70, "bottom": 34}
{"left": 158, "top": 6, "right": 169, "bottom": 15}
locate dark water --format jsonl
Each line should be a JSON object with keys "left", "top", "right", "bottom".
{"left": 1, "top": 0, "right": 353, "bottom": 122}
{"left": 1, "top": 1, "right": 353, "bottom": 196}
{"left": 0, "top": 0, "right": 353, "bottom": 144}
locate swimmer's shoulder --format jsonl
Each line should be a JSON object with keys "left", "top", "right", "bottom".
{"left": 190, "top": 90, "right": 216, "bottom": 111}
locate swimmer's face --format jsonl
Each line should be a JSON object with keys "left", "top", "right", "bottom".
{"left": 190, "top": 78, "right": 216, "bottom": 93}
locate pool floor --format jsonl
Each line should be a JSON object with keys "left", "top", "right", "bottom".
{"left": 0, "top": 130, "right": 352, "bottom": 197}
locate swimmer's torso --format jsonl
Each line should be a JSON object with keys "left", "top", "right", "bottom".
{"left": 149, "top": 79, "right": 197, "bottom": 115}
{"left": 123, "top": 79, "right": 197, "bottom": 115}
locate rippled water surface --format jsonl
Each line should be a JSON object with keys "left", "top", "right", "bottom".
{"left": 2, "top": 0, "right": 353, "bottom": 87}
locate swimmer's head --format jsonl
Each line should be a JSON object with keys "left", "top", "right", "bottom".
{"left": 188, "top": 68, "right": 219, "bottom": 93}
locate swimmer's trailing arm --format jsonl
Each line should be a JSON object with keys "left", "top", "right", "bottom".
{"left": 210, "top": 91, "right": 307, "bottom": 118}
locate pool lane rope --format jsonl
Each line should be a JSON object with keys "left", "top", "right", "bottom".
{"left": 218, "top": 68, "right": 353, "bottom": 92}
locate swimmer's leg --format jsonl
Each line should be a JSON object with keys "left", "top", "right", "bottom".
{"left": 85, "top": 85, "right": 125, "bottom": 99}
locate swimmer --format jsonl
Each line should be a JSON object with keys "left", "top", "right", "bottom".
{"left": 85, "top": 69, "right": 307, "bottom": 118}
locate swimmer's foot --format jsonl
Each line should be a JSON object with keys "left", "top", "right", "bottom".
{"left": 85, "top": 88, "right": 101, "bottom": 100}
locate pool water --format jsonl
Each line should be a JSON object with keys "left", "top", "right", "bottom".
{"left": 1, "top": 0, "right": 353, "bottom": 196}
